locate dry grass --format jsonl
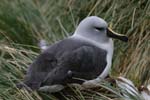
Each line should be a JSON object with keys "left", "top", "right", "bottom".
{"left": 0, "top": 0, "right": 149, "bottom": 99}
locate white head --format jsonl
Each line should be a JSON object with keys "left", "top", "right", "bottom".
{"left": 73, "top": 16, "right": 128, "bottom": 43}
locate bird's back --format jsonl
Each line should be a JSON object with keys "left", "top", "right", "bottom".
{"left": 42, "top": 37, "right": 107, "bottom": 85}
{"left": 17, "top": 37, "right": 107, "bottom": 90}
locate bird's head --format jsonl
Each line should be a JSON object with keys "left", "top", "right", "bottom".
{"left": 74, "top": 16, "right": 128, "bottom": 43}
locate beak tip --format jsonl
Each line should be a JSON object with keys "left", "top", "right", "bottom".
{"left": 122, "top": 36, "right": 128, "bottom": 42}
{"left": 107, "top": 28, "right": 128, "bottom": 42}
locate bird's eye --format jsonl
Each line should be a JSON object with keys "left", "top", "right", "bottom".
{"left": 95, "top": 27, "right": 105, "bottom": 31}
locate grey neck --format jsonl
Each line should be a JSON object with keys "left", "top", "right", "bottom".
{"left": 73, "top": 31, "right": 109, "bottom": 44}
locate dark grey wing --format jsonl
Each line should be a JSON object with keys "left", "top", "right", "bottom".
{"left": 17, "top": 52, "right": 57, "bottom": 90}
{"left": 41, "top": 46, "right": 107, "bottom": 86}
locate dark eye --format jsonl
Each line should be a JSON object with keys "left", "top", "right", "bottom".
{"left": 95, "top": 27, "right": 105, "bottom": 31}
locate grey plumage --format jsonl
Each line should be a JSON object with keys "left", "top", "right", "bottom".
{"left": 18, "top": 38, "right": 107, "bottom": 90}
{"left": 17, "top": 16, "right": 128, "bottom": 91}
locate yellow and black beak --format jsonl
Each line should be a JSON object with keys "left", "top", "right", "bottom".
{"left": 107, "top": 28, "right": 128, "bottom": 42}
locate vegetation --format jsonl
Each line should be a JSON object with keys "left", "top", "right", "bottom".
{"left": 0, "top": 0, "right": 149, "bottom": 99}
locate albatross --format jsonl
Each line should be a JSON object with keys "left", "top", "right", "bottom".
{"left": 17, "top": 16, "right": 128, "bottom": 92}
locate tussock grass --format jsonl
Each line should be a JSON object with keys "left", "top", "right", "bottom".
{"left": 0, "top": 0, "right": 149, "bottom": 99}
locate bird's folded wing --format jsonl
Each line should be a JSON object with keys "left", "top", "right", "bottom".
{"left": 41, "top": 45, "right": 107, "bottom": 86}
{"left": 17, "top": 52, "right": 57, "bottom": 90}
